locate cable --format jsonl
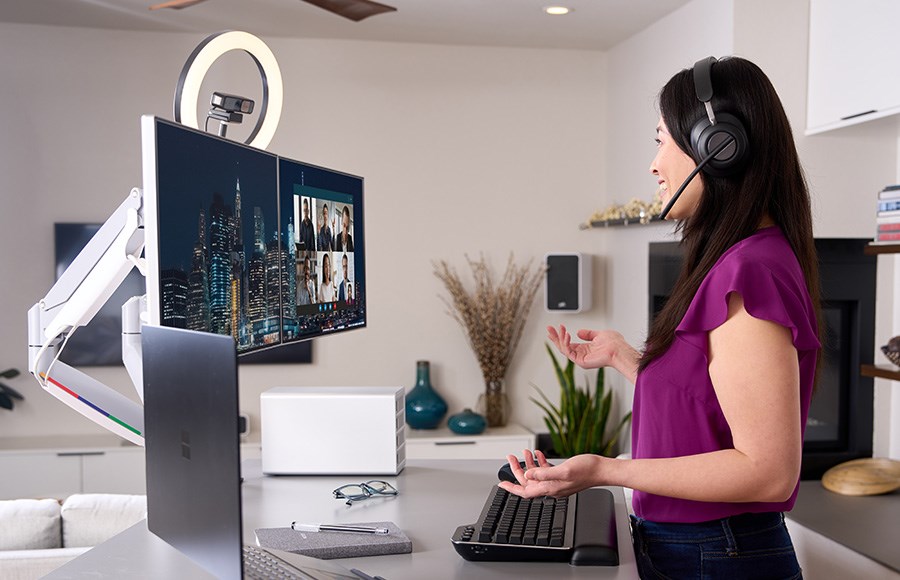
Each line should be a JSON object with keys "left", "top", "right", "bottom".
{"left": 43, "top": 331, "right": 74, "bottom": 387}
{"left": 32, "top": 330, "right": 75, "bottom": 389}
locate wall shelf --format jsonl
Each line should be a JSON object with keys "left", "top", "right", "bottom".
{"left": 581, "top": 215, "right": 666, "bottom": 230}
{"left": 861, "top": 364, "right": 900, "bottom": 382}
{"left": 864, "top": 243, "right": 900, "bottom": 255}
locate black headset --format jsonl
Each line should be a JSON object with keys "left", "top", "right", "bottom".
{"left": 688, "top": 56, "right": 749, "bottom": 178}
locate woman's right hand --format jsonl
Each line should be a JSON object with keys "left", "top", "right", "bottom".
{"left": 547, "top": 324, "right": 634, "bottom": 373}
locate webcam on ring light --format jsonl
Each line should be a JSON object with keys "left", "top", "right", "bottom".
{"left": 207, "top": 91, "right": 255, "bottom": 137}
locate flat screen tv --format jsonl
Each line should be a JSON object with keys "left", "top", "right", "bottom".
{"left": 54, "top": 223, "right": 146, "bottom": 367}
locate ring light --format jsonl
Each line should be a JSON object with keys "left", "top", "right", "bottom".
{"left": 174, "top": 30, "right": 283, "bottom": 150}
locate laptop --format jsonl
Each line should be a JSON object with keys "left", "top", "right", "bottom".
{"left": 142, "top": 325, "right": 360, "bottom": 580}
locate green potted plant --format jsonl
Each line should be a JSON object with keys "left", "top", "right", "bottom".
{"left": 531, "top": 345, "right": 631, "bottom": 458}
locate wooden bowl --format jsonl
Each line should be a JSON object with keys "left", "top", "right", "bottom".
{"left": 821, "top": 458, "right": 900, "bottom": 496}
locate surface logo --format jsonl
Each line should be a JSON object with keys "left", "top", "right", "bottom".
{"left": 181, "top": 430, "right": 191, "bottom": 460}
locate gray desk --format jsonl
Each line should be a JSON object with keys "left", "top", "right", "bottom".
{"left": 47, "top": 459, "right": 638, "bottom": 579}
{"left": 787, "top": 481, "right": 899, "bottom": 572}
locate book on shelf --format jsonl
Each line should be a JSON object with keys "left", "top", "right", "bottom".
{"left": 877, "top": 222, "right": 900, "bottom": 232}
{"left": 877, "top": 185, "right": 900, "bottom": 200}
{"left": 876, "top": 214, "right": 900, "bottom": 225}
{"left": 878, "top": 200, "right": 900, "bottom": 212}
{"left": 873, "top": 188, "right": 900, "bottom": 240}
{"left": 875, "top": 231, "right": 900, "bottom": 242}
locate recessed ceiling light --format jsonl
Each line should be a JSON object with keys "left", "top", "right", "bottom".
{"left": 544, "top": 6, "right": 572, "bottom": 15}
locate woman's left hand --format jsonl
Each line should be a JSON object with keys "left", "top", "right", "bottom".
{"left": 498, "top": 451, "right": 605, "bottom": 499}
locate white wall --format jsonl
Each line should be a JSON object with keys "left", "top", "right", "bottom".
{"left": 0, "top": 23, "right": 607, "bottom": 439}
{"left": 599, "top": 0, "right": 735, "bottom": 424}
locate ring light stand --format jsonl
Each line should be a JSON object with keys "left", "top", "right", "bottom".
{"left": 26, "top": 32, "right": 285, "bottom": 446}
{"left": 173, "top": 30, "right": 283, "bottom": 149}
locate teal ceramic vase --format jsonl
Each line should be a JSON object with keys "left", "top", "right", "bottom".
{"left": 447, "top": 408, "right": 486, "bottom": 435}
{"left": 405, "top": 360, "right": 448, "bottom": 429}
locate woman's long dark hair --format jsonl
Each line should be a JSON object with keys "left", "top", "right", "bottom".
{"left": 639, "top": 57, "right": 822, "bottom": 374}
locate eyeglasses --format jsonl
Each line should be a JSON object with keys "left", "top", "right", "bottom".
{"left": 332, "top": 480, "right": 398, "bottom": 506}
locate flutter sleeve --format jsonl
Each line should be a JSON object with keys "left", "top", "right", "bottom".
{"left": 674, "top": 255, "right": 820, "bottom": 354}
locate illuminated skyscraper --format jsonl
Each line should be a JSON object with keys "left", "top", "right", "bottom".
{"left": 247, "top": 205, "right": 267, "bottom": 345}
{"left": 230, "top": 178, "right": 246, "bottom": 345}
{"left": 264, "top": 237, "right": 283, "bottom": 322}
{"left": 161, "top": 268, "right": 189, "bottom": 328}
{"left": 284, "top": 219, "right": 296, "bottom": 324}
{"left": 208, "top": 193, "right": 232, "bottom": 335}
{"left": 187, "top": 208, "right": 210, "bottom": 332}
{"left": 253, "top": 206, "right": 265, "bottom": 256}
{"left": 247, "top": 252, "right": 266, "bottom": 342}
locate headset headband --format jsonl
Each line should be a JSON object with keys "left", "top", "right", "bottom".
{"left": 693, "top": 56, "right": 718, "bottom": 126}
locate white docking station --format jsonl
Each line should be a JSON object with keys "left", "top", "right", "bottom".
{"left": 260, "top": 386, "right": 406, "bottom": 475}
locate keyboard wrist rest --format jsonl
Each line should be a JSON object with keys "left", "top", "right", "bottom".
{"left": 570, "top": 488, "right": 619, "bottom": 566}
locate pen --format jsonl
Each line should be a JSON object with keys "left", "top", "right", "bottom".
{"left": 291, "top": 522, "right": 390, "bottom": 535}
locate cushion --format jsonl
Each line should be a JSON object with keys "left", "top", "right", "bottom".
{"left": 0, "top": 498, "right": 62, "bottom": 550}
{"left": 61, "top": 494, "right": 146, "bottom": 548}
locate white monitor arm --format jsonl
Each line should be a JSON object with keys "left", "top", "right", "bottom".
{"left": 27, "top": 188, "right": 147, "bottom": 446}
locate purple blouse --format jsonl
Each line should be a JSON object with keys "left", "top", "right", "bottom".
{"left": 631, "top": 227, "right": 820, "bottom": 523}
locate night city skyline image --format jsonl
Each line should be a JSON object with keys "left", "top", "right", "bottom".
{"left": 159, "top": 176, "right": 300, "bottom": 351}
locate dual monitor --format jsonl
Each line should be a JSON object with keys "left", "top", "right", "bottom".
{"left": 142, "top": 116, "right": 367, "bottom": 354}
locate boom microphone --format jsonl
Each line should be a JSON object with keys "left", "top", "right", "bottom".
{"left": 658, "top": 135, "right": 736, "bottom": 220}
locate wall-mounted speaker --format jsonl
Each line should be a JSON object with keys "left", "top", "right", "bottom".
{"left": 238, "top": 412, "right": 250, "bottom": 439}
{"left": 545, "top": 253, "right": 591, "bottom": 313}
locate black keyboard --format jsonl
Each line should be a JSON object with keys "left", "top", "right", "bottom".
{"left": 451, "top": 485, "right": 619, "bottom": 566}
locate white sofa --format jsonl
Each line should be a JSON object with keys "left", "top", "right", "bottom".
{"left": 0, "top": 494, "right": 147, "bottom": 580}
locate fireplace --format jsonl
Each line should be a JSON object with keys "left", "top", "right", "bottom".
{"left": 648, "top": 238, "right": 875, "bottom": 479}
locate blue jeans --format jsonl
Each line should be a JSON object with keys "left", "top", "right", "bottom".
{"left": 630, "top": 512, "right": 802, "bottom": 579}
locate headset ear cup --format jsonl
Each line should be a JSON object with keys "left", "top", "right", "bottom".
{"left": 689, "top": 112, "right": 749, "bottom": 177}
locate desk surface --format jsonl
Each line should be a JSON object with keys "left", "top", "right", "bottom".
{"left": 788, "top": 481, "right": 899, "bottom": 572}
{"left": 47, "top": 459, "right": 638, "bottom": 579}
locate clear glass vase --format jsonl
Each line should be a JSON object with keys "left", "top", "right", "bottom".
{"left": 476, "top": 379, "right": 509, "bottom": 427}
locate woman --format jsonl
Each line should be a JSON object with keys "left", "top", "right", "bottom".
{"left": 318, "top": 253, "right": 336, "bottom": 303}
{"left": 501, "top": 57, "right": 821, "bottom": 579}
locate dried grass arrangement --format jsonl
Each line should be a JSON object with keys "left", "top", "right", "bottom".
{"left": 433, "top": 254, "right": 545, "bottom": 426}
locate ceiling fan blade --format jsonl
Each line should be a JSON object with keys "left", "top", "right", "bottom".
{"left": 301, "top": 0, "right": 397, "bottom": 22}
{"left": 149, "top": 0, "right": 210, "bottom": 10}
